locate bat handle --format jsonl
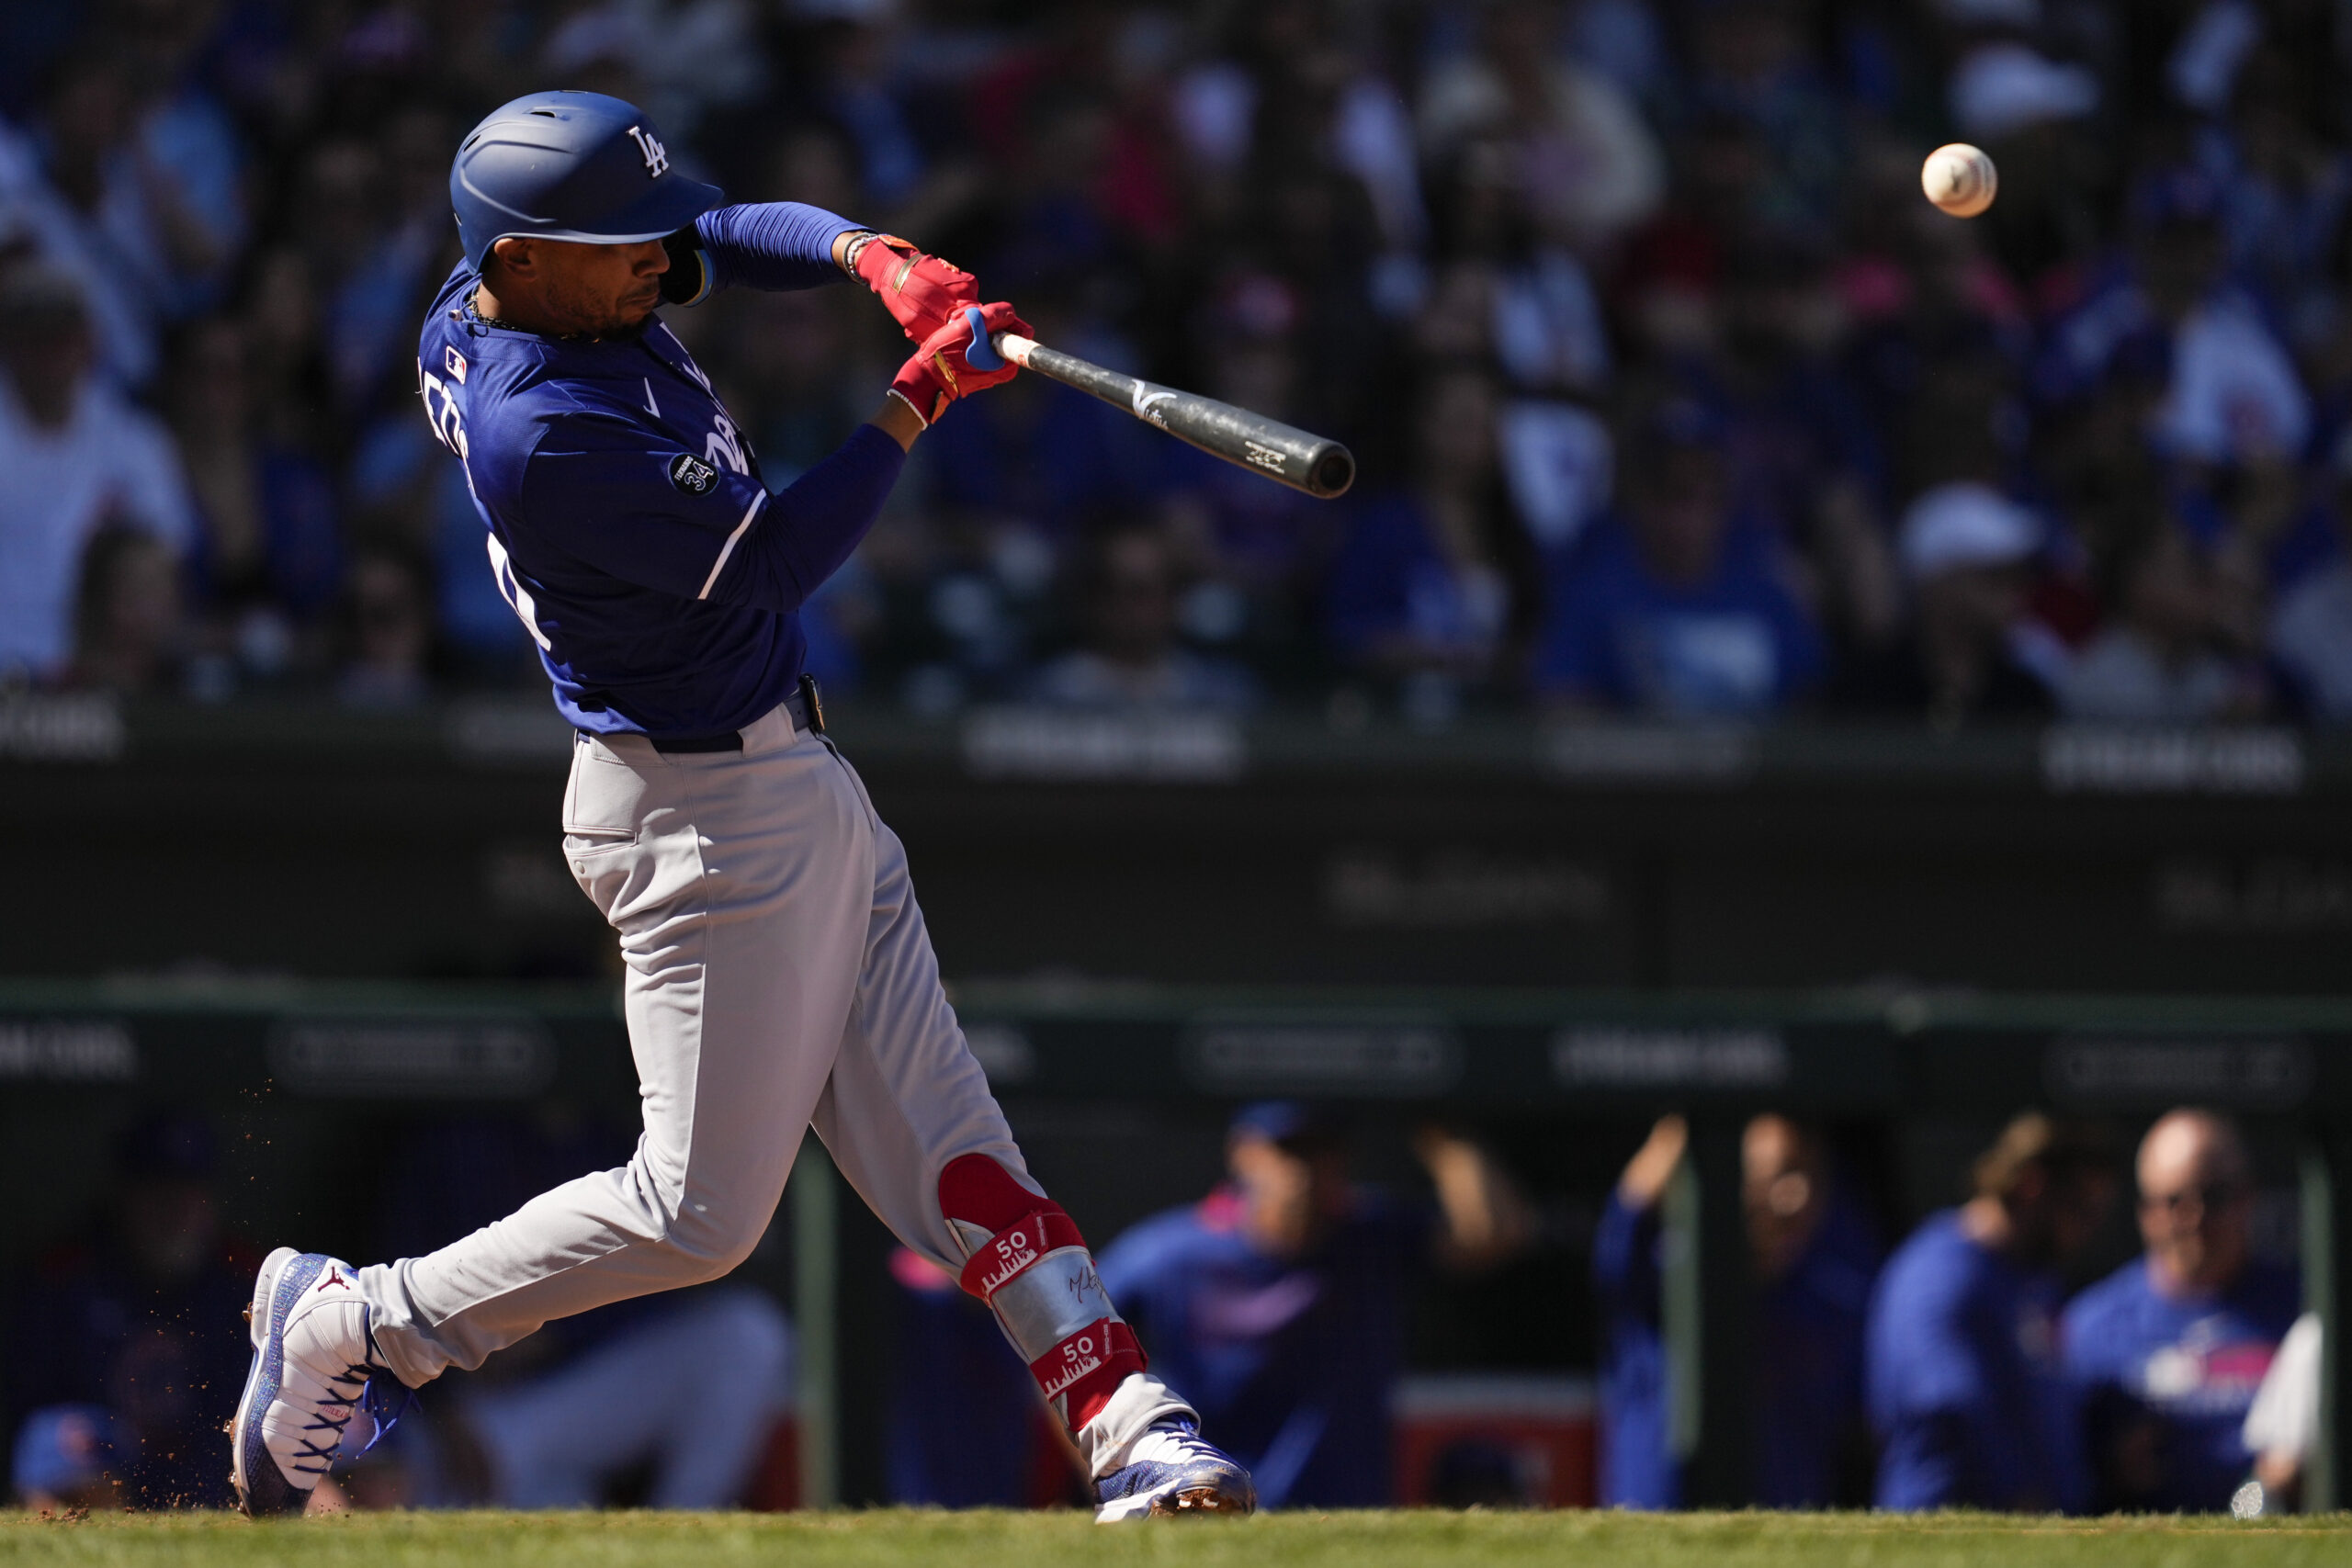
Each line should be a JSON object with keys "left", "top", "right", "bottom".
{"left": 990, "top": 332, "right": 1037, "bottom": 368}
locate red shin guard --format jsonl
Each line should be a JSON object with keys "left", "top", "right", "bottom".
{"left": 938, "top": 1154, "right": 1146, "bottom": 1431}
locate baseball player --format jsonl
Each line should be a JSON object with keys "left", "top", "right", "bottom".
{"left": 228, "top": 91, "right": 1254, "bottom": 1522}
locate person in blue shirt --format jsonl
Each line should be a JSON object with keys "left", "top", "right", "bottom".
{"left": 1593, "top": 1113, "right": 1879, "bottom": 1509}
{"left": 1534, "top": 395, "right": 1824, "bottom": 716}
{"left": 1866, "top": 1113, "right": 2120, "bottom": 1513}
{"left": 2064, "top": 1111, "right": 2301, "bottom": 1513}
{"left": 1095, "top": 1103, "right": 1532, "bottom": 1510}
{"left": 1322, "top": 368, "right": 1544, "bottom": 712}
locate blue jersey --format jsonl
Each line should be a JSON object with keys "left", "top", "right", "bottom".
{"left": 1590, "top": 1192, "right": 1676, "bottom": 1509}
{"left": 1095, "top": 1187, "right": 1426, "bottom": 1508}
{"left": 1866, "top": 1211, "right": 2083, "bottom": 1513}
{"left": 413, "top": 202, "right": 906, "bottom": 736}
{"left": 2064, "top": 1258, "right": 2300, "bottom": 1512}
{"left": 1593, "top": 1189, "right": 1877, "bottom": 1509}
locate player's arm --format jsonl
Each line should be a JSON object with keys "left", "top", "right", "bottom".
{"left": 662, "top": 203, "right": 983, "bottom": 346}
{"left": 1414, "top": 1126, "right": 1536, "bottom": 1271}
{"left": 527, "top": 303, "right": 1024, "bottom": 606}
{"left": 522, "top": 407, "right": 905, "bottom": 615}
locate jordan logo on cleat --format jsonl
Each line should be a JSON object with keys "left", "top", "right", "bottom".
{"left": 316, "top": 1267, "right": 349, "bottom": 1293}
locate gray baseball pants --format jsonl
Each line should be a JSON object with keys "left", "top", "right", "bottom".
{"left": 356, "top": 703, "right": 1186, "bottom": 1472}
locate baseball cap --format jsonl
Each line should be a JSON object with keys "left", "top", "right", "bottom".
{"left": 1898, "top": 481, "right": 2042, "bottom": 581}
{"left": 1229, "top": 1101, "right": 1343, "bottom": 1149}
{"left": 1951, "top": 42, "right": 2099, "bottom": 141}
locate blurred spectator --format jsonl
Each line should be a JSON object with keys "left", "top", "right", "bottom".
{"left": 0, "top": 263, "right": 194, "bottom": 681}
{"left": 1417, "top": 0, "right": 1665, "bottom": 252}
{"left": 7, "top": 1113, "right": 255, "bottom": 1510}
{"left": 1679, "top": 0, "right": 1849, "bottom": 240}
{"left": 2058, "top": 518, "right": 2259, "bottom": 721}
{"left": 1534, "top": 395, "right": 1823, "bottom": 716}
{"left": 1840, "top": 481, "right": 2058, "bottom": 724}
{"left": 69, "top": 523, "right": 185, "bottom": 694}
{"left": 1594, "top": 1113, "right": 1878, "bottom": 1509}
{"left": 1030, "top": 523, "right": 1256, "bottom": 711}
{"left": 1158, "top": 273, "right": 1341, "bottom": 661}
{"left": 1866, "top": 1112, "right": 2119, "bottom": 1513}
{"left": 1096, "top": 1103, "right": 1532, "bottom": 1510}
{"left": 1325, "top": 367, "right": 1543, "bottom": 721}
{"left": 0, "top": 0, "right": 2346, "bottom": 726}
{"left": 2239, "top": 1312, "right": 2322, "bottom": 1515}
{"left": 2039, "top": 170, "right": 2308, "bottom": 474}
{"left": 2270, "top": 462, "right": 2352, "bottom": 721}
{"left": 166, "top": 315, "right": 340, "bottom": 689}
{"left": 11, "top": 1404, "right": 127, "bottom": 1512}
{"left": 2064, "top": 1111, "right": 2299, "bottom": 1514}
{"left": 334, "top": 545, "right": 436, "bottom": 709}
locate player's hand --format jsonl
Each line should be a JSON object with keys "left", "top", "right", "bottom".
{"left": 853, "top": 233, "right": 982, "bottom": 344}
{"left": 888, "top": 302, "right": 1029, "bottom": 427}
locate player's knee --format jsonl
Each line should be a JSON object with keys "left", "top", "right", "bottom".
{"left": 657, "top": 1200, "right": 769, "bottom": 1280}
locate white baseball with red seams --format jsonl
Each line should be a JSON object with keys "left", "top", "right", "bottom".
{"left": 1923, "top": 143, "right": 1998, "bottom": 218}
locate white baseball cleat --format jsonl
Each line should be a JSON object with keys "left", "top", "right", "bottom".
{"left": 1093, "top": 1420, "right": 1257, "bottom": 1521}
{"left": 229, "top": 1248, "right": 394, "bottom": 1518}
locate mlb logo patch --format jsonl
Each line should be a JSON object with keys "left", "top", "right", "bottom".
{"left": 668, "top": 453, "right": 718, "bottom": 495}
{"left": 444, "top": 345, "right": 469, "bottom": 384}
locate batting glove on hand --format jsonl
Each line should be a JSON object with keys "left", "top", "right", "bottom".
{"left": 888, "top": 302, "right": 1028, "bottom": 427}
{"left": 852, "top": 233, "right": 981, "bottom": 344}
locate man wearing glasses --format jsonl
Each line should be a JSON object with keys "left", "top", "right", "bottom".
{"left": 2063, "top": 1110, "right": 2301, "bottom": 1512}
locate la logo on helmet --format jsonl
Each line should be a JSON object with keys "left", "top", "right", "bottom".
{"left": 625, "top": 126, "right": 669, "bottom": 178}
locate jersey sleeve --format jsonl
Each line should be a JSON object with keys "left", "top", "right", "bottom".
{"left": 519, "top": 403, "right": 904, "bottom": 612}
{"left": 692, "top": 202, "right": 865, "bottom": 294}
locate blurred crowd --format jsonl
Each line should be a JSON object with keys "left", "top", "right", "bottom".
{"left": 7, "top": 1100, "right": 2321, "bottom": 1514}
{"left": 12, "top": 0, "right": 2352, "bottom": 726}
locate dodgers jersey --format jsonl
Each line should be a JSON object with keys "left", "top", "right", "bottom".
{"left": 413, "top": 203, "right": 903, "bottom": 736}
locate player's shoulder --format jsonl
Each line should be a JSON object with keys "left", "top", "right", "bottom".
{"left": 1878, "top": 1211, "right": 1987, "bottom": 1304}
{"left": 1099, "top": 1200, "right": 1238, "bottom": 1272}
{"left": 2063, "top": 1258, "right": 2151, "bottom": 1336}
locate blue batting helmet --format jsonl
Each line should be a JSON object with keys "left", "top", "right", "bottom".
{"left": 449, "top": 91, "right": 722, "bottom": 270}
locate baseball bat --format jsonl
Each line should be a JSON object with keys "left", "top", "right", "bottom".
{"left": 989, "top": 332, "right": 1356, "bottom": 501}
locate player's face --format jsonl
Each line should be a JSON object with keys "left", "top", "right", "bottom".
{"left": 534, "top": 239, "right": 671, "bottom": 335}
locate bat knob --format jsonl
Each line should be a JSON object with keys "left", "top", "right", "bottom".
{"left": 1308, "top": 446, "right": 1356, "bottom": 500}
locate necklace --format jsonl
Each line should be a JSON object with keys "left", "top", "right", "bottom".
{"left": 466, "top": 287, "right": 592, "bottom": 341}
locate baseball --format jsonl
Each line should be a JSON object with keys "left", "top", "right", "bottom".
{"left": 1922, "top": 143, "right": 1997, "bottom": 218}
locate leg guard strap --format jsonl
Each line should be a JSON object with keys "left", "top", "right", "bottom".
{"left": 939, "top": 1154, "right": 1148, "bottom": 1430}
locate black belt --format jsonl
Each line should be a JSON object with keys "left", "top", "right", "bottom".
{"left": 643, "top": 675, "right": 826, "bottom": 754}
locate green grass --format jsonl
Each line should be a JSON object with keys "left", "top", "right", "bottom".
{"left": 3, "top": 1511, "right": 2350, "bottom": 1568}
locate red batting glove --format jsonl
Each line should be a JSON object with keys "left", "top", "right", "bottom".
{"left": 852, "top": 232, "right": 981, "bottom": 344}
{"left": 888, "top": 302, "right": 1029, "bottom": 427}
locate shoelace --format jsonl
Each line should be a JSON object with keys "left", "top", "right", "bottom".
{"left": 288, "top": 1360, "right": 374, "bottom": 1477}
{"left": 288, "top": 1337, "right": 413, "bottom": 1477}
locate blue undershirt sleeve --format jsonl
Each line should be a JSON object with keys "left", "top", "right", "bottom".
{"left": 704, "top": 424, "right": 906, "bottom": 611}
{"left": 692, "top": 202, "right": 866, "bottom": 293}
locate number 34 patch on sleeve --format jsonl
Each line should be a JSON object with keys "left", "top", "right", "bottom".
{"left": 667, "top": 453, "right": 718, "bottom": 495}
